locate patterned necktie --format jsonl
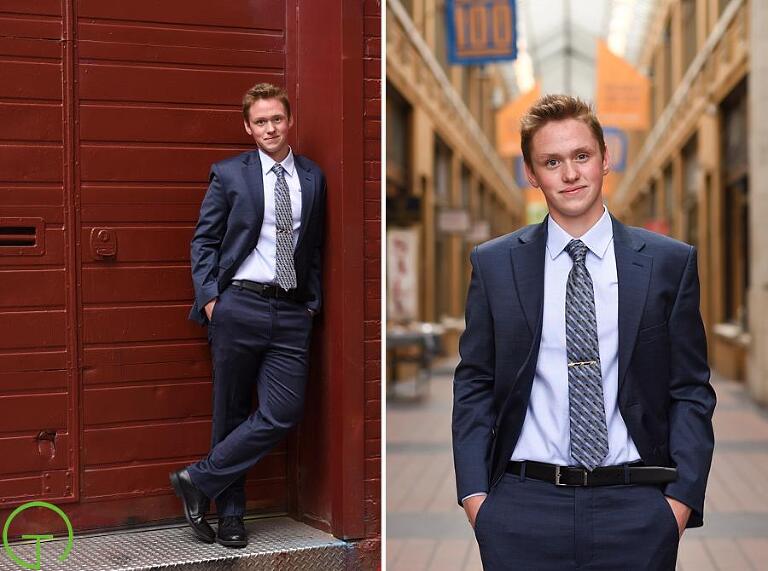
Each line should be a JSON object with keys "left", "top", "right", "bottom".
{"left": 271, "top": 163, "right": 297, "bottom": 290}
{"left": 565, "top": 239, "right": 609, "bottom": 470}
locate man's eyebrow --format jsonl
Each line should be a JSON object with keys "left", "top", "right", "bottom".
{"left": 535, "top": 146, "right": 594, "bottom": 159}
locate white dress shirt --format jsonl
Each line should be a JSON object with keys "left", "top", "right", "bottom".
{"left": 510, "top": 206, "right": 641, "bottom": 466}
{"left": 233, "top": 148, "right": 302, "bottom": 284}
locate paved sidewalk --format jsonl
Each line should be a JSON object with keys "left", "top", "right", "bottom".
{"left": 386, "top": 360, "right": 768, "bottom": 570}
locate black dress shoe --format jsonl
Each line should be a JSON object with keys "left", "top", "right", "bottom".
{"left": 217, "top": 516, "right": 248, "bottom": 548}
{"left": 169, "top": 469, "right": 215, "bottom": 543}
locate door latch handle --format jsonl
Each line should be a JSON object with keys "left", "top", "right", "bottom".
{"left": 90, "top": 227, "right": 118, "bottom": 259}
{"left": 36, "top": 429, "right": 57, "bottom": 460}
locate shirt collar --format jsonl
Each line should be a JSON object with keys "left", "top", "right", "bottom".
{"left": 258, "top": 147, "right": 296, "bottom": 178}
{"left": 546, "top": 205, "right": 613, "bottom": 260}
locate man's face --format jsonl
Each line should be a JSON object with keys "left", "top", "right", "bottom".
{"left": 244, "top": 98, "right": 293, "bottom": 159}
{"left": 524, "top": 118, "right": 609, "bottom": 228}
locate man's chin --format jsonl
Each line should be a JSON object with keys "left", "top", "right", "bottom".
{"left": 558, "top": 196, "right": 601, "bottom": 217}
{"left": 258, "top": 142, "right": 287, "bottom": 156}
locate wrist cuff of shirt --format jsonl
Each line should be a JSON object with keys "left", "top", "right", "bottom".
{"left": 461, "top": 492, "right": 488, "bottom": 504}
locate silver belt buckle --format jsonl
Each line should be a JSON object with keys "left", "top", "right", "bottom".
{"left": 554, "top": 465, "right": 589, "bottom": 486}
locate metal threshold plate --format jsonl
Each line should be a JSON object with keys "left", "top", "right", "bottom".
{"left": 0, "top": 516, "right": 349, "bottom": 570}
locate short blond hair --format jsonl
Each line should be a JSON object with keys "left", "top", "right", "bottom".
{"left": 520, "top": 94, "right": 606, "bottom": 168}
{"left": 242, "top": 83, "right": 291, "bottom": 120}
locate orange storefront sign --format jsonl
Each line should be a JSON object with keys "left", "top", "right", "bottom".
{"left": 496, "top": 84, "right": 541, "bottom": 158}
{"left": 595, "top": 40, "right": 650, "bottom": 130}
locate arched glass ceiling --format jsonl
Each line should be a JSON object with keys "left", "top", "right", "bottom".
{"left": 502, "top": 0, "right": 658, "bottom": 99}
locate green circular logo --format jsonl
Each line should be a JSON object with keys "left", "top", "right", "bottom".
{"left": 2, "top": 502, "right": 73, "bottom": 570}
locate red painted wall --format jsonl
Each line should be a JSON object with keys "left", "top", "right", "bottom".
{"left": 363, "top": 0, "right": 382, "bottom": 542}
{"left": 0, "top": 0, "right": 381, "bottom": 549}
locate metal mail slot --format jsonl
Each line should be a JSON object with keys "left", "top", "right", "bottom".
{"left": 0, "top": 217, "right": 45, "bottom": 256}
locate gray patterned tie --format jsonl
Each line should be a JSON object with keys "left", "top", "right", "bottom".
{"left": 565, "top": 239, "right": 609, "bottom": 470}
{"left": 271, "top": 163, "right": 297, "bottom": 290}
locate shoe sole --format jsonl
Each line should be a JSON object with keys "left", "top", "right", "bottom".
{"left": 216, "top": 537, "right": 248, "bottom": 548}
{"left": 169, "top": 472, "right": 215, "bottom": 544}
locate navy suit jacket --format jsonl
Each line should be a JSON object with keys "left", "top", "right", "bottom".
{"left": 452, "top": 215, "right": 716, "bottom": 528}
{"left": 189, "top": 150, "right": 326, "bottom": 325}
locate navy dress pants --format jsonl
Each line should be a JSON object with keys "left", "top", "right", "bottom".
{"left": 473, "top": 472, "right": 680, "bottom": 570}
{"left": 187, "top": 285, "right": 312, "bottom": 516}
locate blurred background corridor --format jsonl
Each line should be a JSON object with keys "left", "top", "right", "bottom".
{"left": 386, "top": 0, "right": 768, "bottom": 568}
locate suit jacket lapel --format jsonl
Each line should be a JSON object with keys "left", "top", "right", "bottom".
{"left": 509, "top": 218, "right": 547, "bottom": 337}
{"left": 294, "top": 156, "right": 315, "bottom": 251}
{"left": 242, "top": 151, "right": 265, "bottom": 235}
{"left": 612, "top": 215, "right": 652, "bottom": 391}
{"left": 507, "top": 215, "right": 651, "bottom": 392}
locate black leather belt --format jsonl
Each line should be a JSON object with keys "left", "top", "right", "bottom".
{"left": 231, "top": 279, "right": 300, "bottom": 301}
{"left": 506, "top": 460, "right": 677, "bottom": 487}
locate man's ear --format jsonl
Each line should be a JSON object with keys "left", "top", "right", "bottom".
{"left": 523, "top": 160, "right": 538, "bottom": 188}
{"left": 602, "top": 145, "right": 611, "bottom": 176}
{"left": 244, "top": 120, "right": 252, "bottom": 136}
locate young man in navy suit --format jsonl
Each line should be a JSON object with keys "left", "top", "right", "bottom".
{"left": 452, "top": 94, "right": 715, "bottom": 569}
{"left": 170, "top": 83, "right": 325, "bottom": 548}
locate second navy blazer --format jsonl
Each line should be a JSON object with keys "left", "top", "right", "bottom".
{"left": 452, "top": 215, "right": 716, "bottom": 528}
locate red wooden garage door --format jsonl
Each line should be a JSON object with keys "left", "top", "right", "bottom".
{"left": 1, "top": 0, "right": 298, "bottom": 529}
{"left": 0, "top": 0, "right": 73, "bottom": 506}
